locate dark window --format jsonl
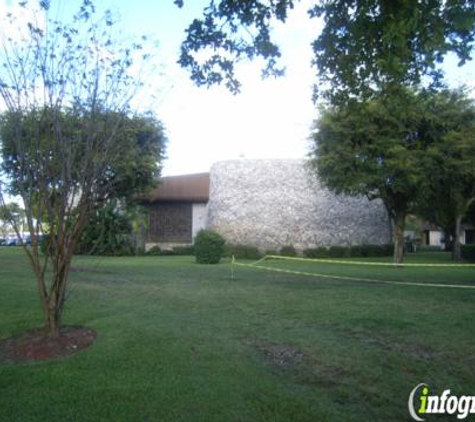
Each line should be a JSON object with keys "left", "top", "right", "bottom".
{"left": 149, "top": 202, "right": 192, "bottom": 243}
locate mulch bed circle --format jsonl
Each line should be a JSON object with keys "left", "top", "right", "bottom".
{"left": 0, "top": 326, "right": 96, "bottom": 364}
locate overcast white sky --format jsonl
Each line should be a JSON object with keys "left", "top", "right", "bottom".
{"left": 2, "top": 0, "right": 475, "bottom": 178}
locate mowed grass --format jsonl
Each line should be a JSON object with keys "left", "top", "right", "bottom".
{"left": 0, "top": 247, "right": 474, "bottom": 422}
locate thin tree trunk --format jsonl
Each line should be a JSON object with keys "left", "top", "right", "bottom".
{"left": 42, "top": 245, "right": 74, "bottom": 338}
{"left": 393, "top": 211, "right": 406, "bottom": 264}
{"left": 45, "top": 298, "right": 61, "bottom": 338}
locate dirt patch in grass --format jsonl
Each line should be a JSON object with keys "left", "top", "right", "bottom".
{"left": 247, "top": 339, "right": 305, "bottom": 368}
{"left": 0, "top": 326, "right": 96, "bottom": 364}
{"left": 246, "top": 339, "right": 347, "bottom": 387}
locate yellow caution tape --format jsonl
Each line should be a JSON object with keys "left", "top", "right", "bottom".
{"left": 232, "top": 259, "right": 475, "bottom": 290}
{"left": 265, "top": 255, "right": 475, "bottom": 267}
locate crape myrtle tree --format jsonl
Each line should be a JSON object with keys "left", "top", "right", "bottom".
{"left": 75, "top": 113, "right": 166, "bottom": 256}
{"left": 0, "top": 1, "right": 164, "bottom": 338}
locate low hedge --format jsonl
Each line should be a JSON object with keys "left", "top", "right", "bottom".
{"left": 417, "top": 245, "right": 445, "bottom": 253}
{"left": 172, "top": 245, "right": 195, "bottom": 256}
{"left": 461, "top": 244, "right": 475, "bottom": 262}
{"left": 328, "top": 246, "right": 351, "bottom": 258}
{"left": 303, "top": 247, "right": 329, "bottom": 259}
{"left": 146, "top": 245, "right": 194, "bottom": 256}
{"left": 356, "top": 244, "right": 393, "bottom": 257}
{"left": 225, "top": 244, "right": 262, "bottom": 260}
{"left": 279, "top": 245, "right": 297, "bottom": 257}
{"left": 304, "top": 244, "right": 394, "bottom": 259}
{"left": 146, "top": 246, "right": 162, "bottom": 256}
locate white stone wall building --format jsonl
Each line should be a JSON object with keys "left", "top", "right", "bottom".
{"left": 145, "top": 159, "right": 392, "bottom": 251}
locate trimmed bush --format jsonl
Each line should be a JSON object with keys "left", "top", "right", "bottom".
{"left": 354, "top": 244, "right": 394, "bottom": 257}
{"left": 172, "top": 245, "right": 195, "bottom": 256}
{"left": 279, "top": 245, "right": 297, "bottom": 257}
{"left": 225, "top": 244, "right": 262, "bottom": 260}
{"left": 328, "top": 246, "right": 351, "bottom": 258}
{"left": 146, "top": 245, "right": 162, "bottom": 256}
{"left": 302, "top": 244, "right": 394, "bottom": 259}
{"left": 418, "top": 245, "right": 445, "bottom": 253}
{"left": 194, "top": 230, "right": 225, "bottom": 264}
{"left": 461, "top": 244, "right": 475, "bottom": 262}
{"left": 362, "top": 244, "right": 385, "bottom": 257}
{"left": 160, "top": 249, "right": 176, "bottom": 256}
{"left": 350, "top": 245, "right": 364, "bottom": 257}
{"left": 303, "top": 247, "right": 329, "bottom": 259}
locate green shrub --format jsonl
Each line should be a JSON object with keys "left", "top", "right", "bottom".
{"left": 417, "top": 245, "right": 445, "bottom": 252}
{"left": 302, "top": 244, "right": 394, "bottom": 259}
{"left": 279, "top": 245, "right": 297, "bottom": 257}
{"left": 225, "top": 244, "right": 262, "bottom": 260}
{"left": 303, "top": 247, "right": 329, "bottom": 259}
{"left": 362, "top": 244, "right": 384, "bottom": 257}
{"left": 194, "top": 230, "right": 225, "bottom": 264}
{"left": 328, "top": 246, "right": 351, "bottom": 258}
{"left": 350, "top": 245, "right": 364, "bottom": 257}
{"left": 265, "top": 250, "right": 279, "bottom": 256}
{"left": 382, "top": 244, "right": 395, "bottom": 256}
{"left": 146, "top": 245, "right": 162, "bottom": 256}
{"left": 160, "top": 249, "right": 175, "bottom": 256}
{"left": 76, "top": 204, "right": 134, "bottom": 256}
{"left": 172, "top": 245, "right": 195, "bottom": 256}
{"left": 354, "top": 244, "right": 394, "bottom": 257}
{"left": 461, "top": 244, "right": 475, "bottom": 262}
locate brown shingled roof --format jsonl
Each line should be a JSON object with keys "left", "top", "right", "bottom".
{"left": 146, "top": 173, "right": 209, "bottom": 202}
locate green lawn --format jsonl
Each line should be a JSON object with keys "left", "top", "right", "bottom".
{"left": 1, "top": 247, "right": 474, "bottom": 421}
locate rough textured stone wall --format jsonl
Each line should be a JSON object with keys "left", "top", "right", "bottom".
{"left": 207, "top": 159, "right": 391, "bottom": 251}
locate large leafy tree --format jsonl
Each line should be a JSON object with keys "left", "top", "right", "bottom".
{"left": 310, "top": 88, "right": 432, "bottom": 263}
{"left": 416, "top": 89, "right": 475, "bottom": 260}
{"left": 0, "top": 1, "right": 163, "bottom": 338}
{"left": 177, "top": 0, "right": 475, "bottom": 99}
{"left": 310, "top": 87, "right": 475, "bottom": 263}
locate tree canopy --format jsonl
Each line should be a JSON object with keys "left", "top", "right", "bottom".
{"left": 415, "top": 88, "right": 475, "bottom": 259}
{"left": 309, "top": 88, "right": 429, "bottom": 262}
{"left": 309, "top": 87, "right": 475, "bottom": 262}
{"left": 177, "top": 0, "right": 475, "bottom": 100}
